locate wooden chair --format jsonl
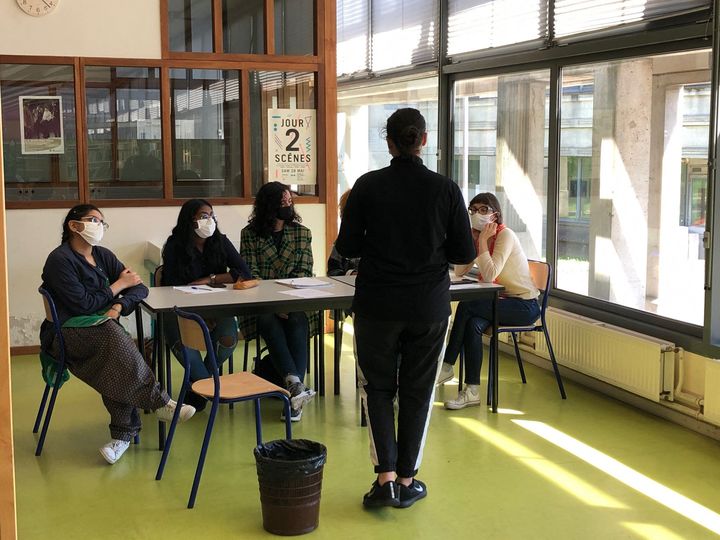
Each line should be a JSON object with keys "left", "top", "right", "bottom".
{"left": 155, "top": 307, "right": 292, "bottom": 509}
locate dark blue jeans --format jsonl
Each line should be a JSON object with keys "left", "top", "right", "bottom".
{"left": 165, "top": 315, "right": 238, "bottom": 382}
{"left": 443, "top": 297, "right": 540, "bottom": 385}
{"left": 256, "top": 311, "right": 309, "bottom": 383}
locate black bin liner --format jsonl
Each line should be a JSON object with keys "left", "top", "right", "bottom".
{"left": 254, "top": 439, "right": 327, "bottom": 480}
{"left": 254, "top": 439, "right": 327, "bottom": 535}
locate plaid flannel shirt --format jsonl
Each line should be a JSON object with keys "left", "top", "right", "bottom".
{"left": 237, "top": 222, "right": 319, "bottom": 340}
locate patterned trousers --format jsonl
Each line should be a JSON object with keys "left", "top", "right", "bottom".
{"left": 50, "top": 321, "right": 169, "bottom": 441}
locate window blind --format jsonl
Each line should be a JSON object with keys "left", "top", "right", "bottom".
{"left": 554, "top": 0, "right": 710, "bottom": 39}
{"left": 371, "top": 0, "right": 438, "bottom": 72}
{"left": 337, "top": 0, "right": 370, "bottom": 76}
{"left": 447, "top": 0, "right": 547, "bottom": 58}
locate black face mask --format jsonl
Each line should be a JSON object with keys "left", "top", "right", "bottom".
{"left": 277, "top": 206, "right": 294, "bottom": 221}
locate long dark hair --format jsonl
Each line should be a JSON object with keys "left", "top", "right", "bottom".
{"left": 61, "top": 204, "right": 102, "bottom": 244}
{"left": 470, "top": 192, "right": 504, "bottom": 225}
{"left": 383, "top": 108, "right": 426, "bottom": 157}
{"left": 163, "top": 199, "right": 226, "bottom": 282}
{"left": 248, "top": 181, "right": 302, "bottom": 238}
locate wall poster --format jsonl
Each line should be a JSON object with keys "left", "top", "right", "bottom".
{"left": 19, "top": 95, "right": 65, "bottom": 155}
{"left": 268, "top": 108, "right": 316, "bottom": 184}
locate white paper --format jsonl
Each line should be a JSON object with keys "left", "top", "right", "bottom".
{"left": 277, "top": 288, "right": 336, "bottom": 299}
{"left": 275, "top": 277, "right": 333, "bottom": 288}
{"left": 172, "top": 285, "right": 226, "bottom": 294}
{"left": 450, "top": 283, "right": 486, "bottom": 290}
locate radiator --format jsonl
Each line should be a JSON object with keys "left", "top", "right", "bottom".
{"left": 703, "top": 359, "right": 720, "bottom": 426}
{"left": 532, "top": 308, "right": 676, "bottom": 402}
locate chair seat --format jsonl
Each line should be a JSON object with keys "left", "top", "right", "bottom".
{"left": 191, "top": 372, "right": 290, "bottom": 400}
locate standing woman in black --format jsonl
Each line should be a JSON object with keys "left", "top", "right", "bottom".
{"left": 336, "top": 108, "right": 475, "bottom": 508}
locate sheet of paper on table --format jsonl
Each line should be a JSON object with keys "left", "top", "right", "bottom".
{"left": 277, "top": 288, "right": 337, "bottom": 299}
{"left": 275, "top": 277, "right": 333, "bottom": 288}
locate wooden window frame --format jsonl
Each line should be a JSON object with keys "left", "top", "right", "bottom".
{"left": 1, "top": 0, "right": 335, "bottom": 212}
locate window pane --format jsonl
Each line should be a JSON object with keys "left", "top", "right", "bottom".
{"left": 557, "top": 50, "right": 711, "bottom": 325}
{"left": 555, "top": 0, "right": 710, "bottom": 39}
{"left": 337, "top": 76, "right": 438, "bottom": 194}
{"left": 0, "top": 64, "right": 78, "bottom": 202}
{"left": 337, "top": 0, "right": 369, "bottom": 76}
{"left": 85, "top": 66, "right": 163, "bottom": 200}
{"left": 249, "top": 71, "right": 317, "bottom": 195}
{"left": 170, "top": 69, "right": 243, "bottom": 198}
{"left": 447, "top": 0, "right": 546, "bottom": 58}
{"left": 274, "top": 0, "right": 314, "bottom": 56}
{"left": 372, "top": 0, "right": 438, "bottom": 72}
{"left": 452, "top": 70, "right": 550, "bottom": 261}
{"left": 168, "top": 0, "right": 214, "bottom": 53}
{"left": 223, "top": 0, "right": 264, "bottom": 54}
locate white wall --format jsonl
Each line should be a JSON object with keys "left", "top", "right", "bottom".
{"left": 8, "top": 205, "right": 327, "bottom": 347}
{"left": 0, "top": 0, "right": 161, "bottom": 58}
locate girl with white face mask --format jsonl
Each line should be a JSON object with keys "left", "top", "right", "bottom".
{"left": 438, "top": 192, "right": 542, "bottom": 411}
{"left": 40, "top": 204, "right": 195, "bottom": 465}
{"left": 161, "top": 199, "right": 253, "bottom": 411}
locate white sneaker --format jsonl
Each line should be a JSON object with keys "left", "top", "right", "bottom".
{"left": 280, "top": 406, "right": 303, "bottom": 422}
{"left": 444, "top": 386, "right": 482, "bottom": 410}
{"left": 436, "top": 362, "right": 455, "bottom": 385}
{"left": 287, "top": 381, "right": 316, "bottom": 410}
{"left": 99, "top": 439, "right": 131, "bottom": 465}
{"left": 155, "top": 399, "right": 196, "bottom": 423}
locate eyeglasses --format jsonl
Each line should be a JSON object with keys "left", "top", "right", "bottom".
{"left": 468, "top": 205, "right": 493, "bottom": 216}
{"left": 79, "top": 216, "right": 109, "bottom": 231}
{"left": 196, "top": 213, "right": 217, "bottom": 221}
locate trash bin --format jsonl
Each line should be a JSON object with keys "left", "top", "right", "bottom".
{"left": 254, "top": 439, "right": 327, "bottom": 536}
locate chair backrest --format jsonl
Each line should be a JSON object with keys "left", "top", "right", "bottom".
{"left": 38, "top": 287, "right": 65, "bottom": 353}
{"left": 154, "top": 264, "right": 164, "bottom": 287}
{"left": 527, "top": 260, "right": 552, "bottom": 314}
{"left": 175, "top": 308, "right": 220, "bottom": 384}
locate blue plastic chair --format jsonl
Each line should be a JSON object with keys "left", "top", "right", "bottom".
{"left": 156, "top": 307, "right": 293, "bottom": 509}
{"left": 33, "top": 287, "right": 68, "bottom": 456}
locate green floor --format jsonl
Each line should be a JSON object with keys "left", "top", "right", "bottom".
{"left": 11, "top": 328, "right": 720, "bottom": 539}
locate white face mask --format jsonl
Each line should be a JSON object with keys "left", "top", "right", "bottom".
{"left": 470, "top": 213, "right": 495, "bottom": 231}
{"left": 194, "top": 218, "right": 216, "bottom": 239}
{"left": 75, "top": 220, "right": 104, "bottom": 246}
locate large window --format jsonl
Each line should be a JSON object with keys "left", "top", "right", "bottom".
{"left": 452, "top": 70, "right": 550, "bottom": 261}
{"left": 337, "top": 76, "right": 438, "bottom": 195}
{"left": 85, "top": 66, "right": 163, "bottom": 200}
{"left": 170, "top": 69, "right": 243, "bottom": 198}
{"left": 337, "top": 0, "right": 439, "bottom": 76}
{"left": 0, "top": 63, "right": 78, "bottom": 202}
{"left": 556, "top": 50, "right": 710, "bottom": 326}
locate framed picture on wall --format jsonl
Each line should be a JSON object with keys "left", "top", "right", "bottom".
{"left": 19, "top": 95, "right": 65, "bottom": 155}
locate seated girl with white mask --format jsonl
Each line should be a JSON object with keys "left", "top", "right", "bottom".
{"left": 40, "top": 204, "right": 195, "bottom": 465}
{"left": 162, "top": 198, "right": 253, "bottom": 411}
{"left": 436, "top": 192, "right": 541, "bottom": 409}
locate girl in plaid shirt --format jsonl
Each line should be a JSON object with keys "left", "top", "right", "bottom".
{"left": 239, "top": 182, "right": 317, "bottom": 421}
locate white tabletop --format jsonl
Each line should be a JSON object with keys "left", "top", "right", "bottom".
{"left": 329, "top": 274, "right": 505, "bottom": 298}
{"left": 142, "top": 277, "right": 357, "bottom": 315}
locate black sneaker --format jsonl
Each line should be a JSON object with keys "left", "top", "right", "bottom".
{"left": 362, "top": 480, "right": 400, "bottom": 508}
{"left": 397, "top": 479, "right": 427, "bottom": 508}
{"left": 184, "top": 390, "right": 207, "bottom": 412}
